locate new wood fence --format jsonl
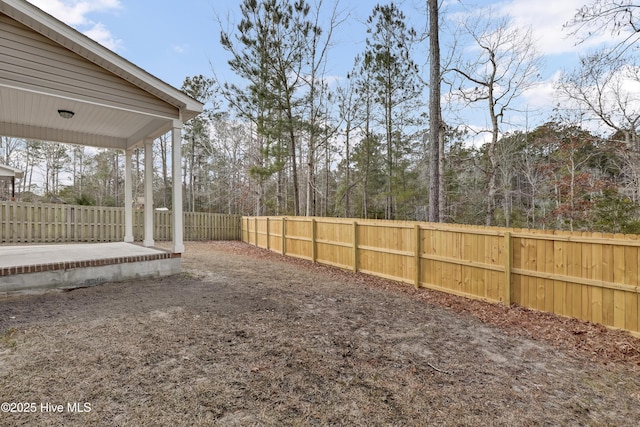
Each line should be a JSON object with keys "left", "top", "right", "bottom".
{"left": 0, "top": 201, "right": 241, "bottom": 243}
{"left": 242, "top": 216, "right": 640, "bottom": 336}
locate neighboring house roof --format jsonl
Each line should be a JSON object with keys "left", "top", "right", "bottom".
{"left": 0, "top": 163, "right": 23, "bottom": 179}
{"left": 0, "top": 0, "right": 204, "bottom": 150}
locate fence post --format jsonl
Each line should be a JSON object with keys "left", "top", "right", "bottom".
{"left": 414, "top": 224, "right": 421, "bottom": 289}
{"left": 311, "top": 218, "right": 317, "bottom": 263}
{"left": 352, "top": 220, "right": 358, "bottom": 272}
{"left": 504, "top": 231, "right": 512, "bottom": 306}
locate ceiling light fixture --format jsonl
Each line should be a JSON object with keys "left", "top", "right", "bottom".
{"left": 57, "top": 109, "right": 75, "bottom": 119}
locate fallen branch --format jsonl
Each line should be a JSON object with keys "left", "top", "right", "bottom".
{"left": 428, "top": 362, "right": 452, "bottom": 375}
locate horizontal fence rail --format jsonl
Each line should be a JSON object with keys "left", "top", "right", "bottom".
{"left": 0, "top": 201, "right": 241, "bottom": 243}
{"left": 242, "top": 216, "right": 640, "bottom": 336}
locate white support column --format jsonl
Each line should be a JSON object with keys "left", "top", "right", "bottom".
{"left": 124, "top": 149, "right": 134, "bottom": 243}
{"left": 171, "top": 120, "right": 184, "bottom": 253}
{"left": 143, "top": 138, "right": 155, "bottom": 247}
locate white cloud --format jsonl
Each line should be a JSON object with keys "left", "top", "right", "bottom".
{"left": 522, "top": 70, "right": 562, "bottom": 110}
{"left": 171, "top": 44, "right": 189, "bottom": 54}
{"left": 83, "top": 21, "right": 121, "bottom": 50}
{"left": 497, "top": 0, "right": 629, "bottom": 56}
{"left": 26, "top": 0, "right": 122, "bottom": 50}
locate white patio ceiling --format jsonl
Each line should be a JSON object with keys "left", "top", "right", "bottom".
{"left": 0, "top": 85, "right": 175, "bottom": 149}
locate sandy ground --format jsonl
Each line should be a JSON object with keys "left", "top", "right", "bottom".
{"left": 1, "top": 241, "right": 639, "bottom": 426}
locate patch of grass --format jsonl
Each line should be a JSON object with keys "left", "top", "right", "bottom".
{"left": 1, "top": 327, "right": 17, "bottom": 349}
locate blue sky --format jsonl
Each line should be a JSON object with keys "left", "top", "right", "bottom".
{"left": 25, "top": 0, "right": 629, "bottom": 139}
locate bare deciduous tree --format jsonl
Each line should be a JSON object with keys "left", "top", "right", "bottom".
{"left": 557, "top": 53, "right": 640, "bottom": 200}
{"left": 451, "top": 13, "right": 541, "bottom": 225}
{"left": 565, "top": 0, "right": 640, "bottom": 58}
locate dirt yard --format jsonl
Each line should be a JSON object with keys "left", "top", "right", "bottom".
{"left": 1, "top": 241, "right": 640, "bottom": 426}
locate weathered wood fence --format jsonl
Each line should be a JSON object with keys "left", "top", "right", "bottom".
{"left": 242, "top": 216, "right": 640, "bottom": 336}
{"left": 0, "top": 201, "right": 241, "bottom": 243}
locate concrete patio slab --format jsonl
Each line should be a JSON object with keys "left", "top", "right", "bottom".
{"left": 0, "top": 242, "right": 181, "bottom": 294}
{"left": 0, "top": 242, "right": 167, "bottom": 268}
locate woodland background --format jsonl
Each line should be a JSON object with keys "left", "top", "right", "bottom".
{"left": 1, "top": 0, "right": 640, "bottom": 234}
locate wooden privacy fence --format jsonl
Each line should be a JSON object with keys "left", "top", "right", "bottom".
{"left": 242, "top": 216, "right": 640, "bottom": 336}
{"left": 0, "top": 201, "right": 241, "bottom": 243}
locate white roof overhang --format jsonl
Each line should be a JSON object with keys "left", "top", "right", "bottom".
{"left": 0, "top": 163, "right": 23, "bottom": 179}
{"left": 0, "top": 0, "right": 204, "bottom": 150}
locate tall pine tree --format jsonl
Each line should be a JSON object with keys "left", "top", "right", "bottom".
{"left": 363, "top": 3, "right": 421, "bottom": 220}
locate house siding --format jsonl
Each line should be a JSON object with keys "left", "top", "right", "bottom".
{"left": 0, "top": 15, "right": 178, "bottom": 119}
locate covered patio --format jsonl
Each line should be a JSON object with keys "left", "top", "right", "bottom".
{"left": 0, "top": 0, "right": 203, "bottom": 293}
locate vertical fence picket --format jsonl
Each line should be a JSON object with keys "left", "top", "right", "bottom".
{"left": 282, "top": 218, "right": 286, "bottom": 256}
{"left": 414, "top": 224, "right": 421, "bottom": 289}
{"left": 504, "top": 232, "right": 511, "bottom": 306}
{"left": 352, "top": 220, "right": 358, "bottom": 273}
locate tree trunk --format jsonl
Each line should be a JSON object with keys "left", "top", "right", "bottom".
{"left": 290, "top": 133, "right": 300, "bottom": 216}
{"left": 306, "top": 145, "right": 316, "bottom": 216}
{"left": 385, "top": 77, "right": 393, "bottom": 220}
{"left": 438, "top": 120, "right": 445, "bottom": 221}
{"left": 428, "top": 0, "right": 441, "bottom": 223}
{"left": 345, "top": 132, "right": 351, "bottom": 217}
